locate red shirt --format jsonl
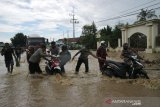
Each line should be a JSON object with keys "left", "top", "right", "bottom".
{"left": 96, "top": 46, "right": 107, "bottom": 59}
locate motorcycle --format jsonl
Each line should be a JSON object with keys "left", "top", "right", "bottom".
{"left": 45, "top": 55, "right": 62, "bottom": 75}
{"left": 101, "top": 55, "right": 149, "bottom": 79}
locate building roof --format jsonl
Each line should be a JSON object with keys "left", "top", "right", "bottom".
{"left": 121, "top": 19, "right": 160, "bottom": 29}
{"left": 58, "top": 37, "right": 80, "bottom": 43}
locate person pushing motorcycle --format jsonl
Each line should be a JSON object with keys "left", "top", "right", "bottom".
{"left": 96, "top": 41, "right": 108, "bottom": 72}
{"left": 29, "top": 44, "right": 53, "bottom": 75}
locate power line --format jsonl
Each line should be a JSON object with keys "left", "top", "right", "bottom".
{"left": 120, "top": 0, "right": 158, "bottom": 13}
{"left": 122, "top": 1, "right": 160, "bottom": 16}
{"left": 95, "top": 6, "right": 160, "bottom": 23}
{"left": 96, "top": 12, "right": 139, "bottom": 23}
{"left": 95, "top": 1, "right": 160, "bottom": 23}
{"left": 95, "top": 0, "right": 160, "bottom": 22}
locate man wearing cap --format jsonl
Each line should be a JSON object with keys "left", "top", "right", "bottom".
{"left": 50, "top": 41, "right": 59, "bottom": 56}
{"left": 96, "top": 41, "right": 108, "bottom": 72}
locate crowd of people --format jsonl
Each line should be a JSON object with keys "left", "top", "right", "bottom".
{"left": 1, "top": 41, "right": 137, "bottom": 76}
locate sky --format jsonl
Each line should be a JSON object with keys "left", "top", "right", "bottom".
{"left": 0, "top": 0, "right": 160, "bottom": 42}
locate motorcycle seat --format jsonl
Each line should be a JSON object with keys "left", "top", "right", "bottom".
{"left": 107, "top": 60, "right": 127, "bottom": 67}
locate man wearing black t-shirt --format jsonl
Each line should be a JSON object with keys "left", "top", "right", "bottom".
{"left": 1, "top": 43, "right": 16, "bottom": 74}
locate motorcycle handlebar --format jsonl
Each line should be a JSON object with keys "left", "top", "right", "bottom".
{"left": 51, "top": 55, "right": 60, "bottom": 58}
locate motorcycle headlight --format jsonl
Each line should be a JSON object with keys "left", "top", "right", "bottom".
{"left": 55, "top": 62, "right": 60, "bottom": 66}
{"left": 131, "top": 55, "right": 137, "bottom": 59}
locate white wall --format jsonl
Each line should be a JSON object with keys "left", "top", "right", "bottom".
{"left": 127, "top": 25, "right": 148, "bottom": 38}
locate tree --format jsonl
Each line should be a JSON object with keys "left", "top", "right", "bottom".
{"left": 80, "top": 25, "right": 93, "bottom": 46}
{"left": 91, "top": 22, "right": 97, "bottom": 49}
{"left": 99, "top": 24, "right": 122, "bottom": 48}
{"left": 110, "top": 25, "right": 122, "bottom": 48}
{"left": 80, "top": 22, "right": 97, "bottom": 49}
{"left": 10, "top": 33, "right": 27, "bottom": 47}
{"left": 137, "top": 9, "right": 157, "bottom": 21}
{"left": 100, "top": 25, "right": 112, "bottom": 44}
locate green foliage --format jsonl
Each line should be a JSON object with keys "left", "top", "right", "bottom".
{"left": 80, "top": 22, "right": 122, "bottom": 49}
{"left": 80, "top": 22, "right": 97, "bottom": 49}
{"left": 10, "top": 33, "right": 27, "bottom": 47}
{"left": 137, "top": 9, "right": 157, "bottom": 21}
{"left": 100, "top": 25, "right": 121, "bottom": 48}
{"left": 100, "top": 25, "right": 112, "bottom": 43}
{"left": 110, "top": 25, "right": 122, "bottom": 48}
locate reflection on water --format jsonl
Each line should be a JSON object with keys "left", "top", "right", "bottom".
{"left": 0, "top": 52, "right": 160, "bottom": 107}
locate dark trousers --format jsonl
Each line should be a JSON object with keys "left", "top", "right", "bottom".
{"left": 5, "top": 60, "right": 14, "bottom": 73}
{"left": 98, "top": 59, "right": 105, "bottom": 71}
{"left": 60, "top": 66, "right": 65, "bottom": 73}
{"left": 76, "top": 58, "right": 89, "bottom": 72}
{"left": 29, "top": 62, "right": 42, "bottom": 74}
{"left": 16, "top": 54, "right": 21, "bottom": 62}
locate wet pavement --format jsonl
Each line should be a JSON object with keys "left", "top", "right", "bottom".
{"left": 0, "top": 51, "right": 160, "bottom": 107}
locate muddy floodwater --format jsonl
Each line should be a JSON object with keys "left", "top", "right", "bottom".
{"left": 0, "top": 51, "right": 160, "bottom": 107}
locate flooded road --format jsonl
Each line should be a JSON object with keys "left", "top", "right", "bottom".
{"left": 0, "top": 51, "right": 160, "bottom": 107}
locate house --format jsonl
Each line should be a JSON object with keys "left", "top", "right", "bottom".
{"left": 57, "top": 37, "right": 82, "bottom": 49}
{"left": 57, "top": 37, "right": 80, "bottom": 44}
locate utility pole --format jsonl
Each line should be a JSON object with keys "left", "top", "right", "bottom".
{"left": 67, "top": 31, "right": 69, "bottom": 38}
{"left": 70, "top": 7, "right": 79, "bottom": 38}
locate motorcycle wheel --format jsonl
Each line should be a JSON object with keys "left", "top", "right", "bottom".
{"left": 45, "top": 66, "right": 49, "bottom": 73}
{"left": 140, "top": 70, "right": 149, "bottom": 79}
{"left": 45, "top": 66, "right": 53, "bottom": 75}
{"left": 102, "top": 68, "right": 113, "bottom": 77}
{"left": 54, "top": 69, "right": 62, "bottom": 76}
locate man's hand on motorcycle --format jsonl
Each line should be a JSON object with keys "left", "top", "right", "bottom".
{"left": 51, "top": 55, "right": 56, "bottom": 57}
{"left": 51, "top": 55, "right": 59, "bottom": 58}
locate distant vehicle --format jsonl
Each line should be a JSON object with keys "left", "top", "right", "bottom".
{"left": 26, "top": 36, "right": 47, "bottom": 57}
{"left": 26, "top": 36, "right": 46, "bottom": 46}
{"left": 55, "top": 41, "right": 64, "bottom": 47}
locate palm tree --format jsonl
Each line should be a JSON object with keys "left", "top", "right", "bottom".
{"left": 137, "top": 9, "right": 157, "bottom": 21}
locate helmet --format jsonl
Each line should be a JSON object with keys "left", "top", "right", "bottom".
{"left": 40, "top": 44, "right": 46, "bottom": 49}
{"left": 51, "top": 41, "right": 56, "bottom": 46}
{"left": 123, "top": 43, "right": 129, "bottom": 50}
{"left": 100, "top": 41, "right": 106, "bottom": 46}
{"left": 62, "top": 45, "right": 68, "bottom": 51}
{"left": 100, "top": 41, "right": 105, "bottom": 44}
{"left": 28, "top": 46, "right": 34, "bottom": 52}
{"left": 5, "top": 43, "right": 9, "bottom": 46}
